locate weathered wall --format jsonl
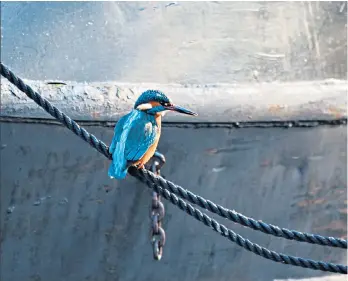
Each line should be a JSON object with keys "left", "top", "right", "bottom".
{"left": 1, "top": 1, "right": 347, "bottom": 83}
{"left": 1, "top": 79, "right": 347, "bottom": 122}
{"left": 1, "top": 122, "right": 347, "bottom": 281}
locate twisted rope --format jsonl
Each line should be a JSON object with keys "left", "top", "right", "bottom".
{"left": 130, "top": 168, "right": 347, "bottom": 274}
{"left": 138, "top": 169, "right": 347, "bottom": 249}
{"left": 1, "top": 64, "right": 112, "bottom": 160}
{"left": 2, "top": 63, "right": 345, "bottom": 249}
{"left": 1, "top": 62, "right": 347, "bottom": 274}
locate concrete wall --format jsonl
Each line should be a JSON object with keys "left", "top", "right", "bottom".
{"left": 1, "top": 1, "right": 347, "bottom": 83}
{"left": 1, "top": 79, "right": 347, "bottom": 122}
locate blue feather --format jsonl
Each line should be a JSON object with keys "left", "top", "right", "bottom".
{"left": 108, "top": 110, "right": 158, "bottom": 179}
{"left": 134, "top": 90, "right": 171, "bottom": 109}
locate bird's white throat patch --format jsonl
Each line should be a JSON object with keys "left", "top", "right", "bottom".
{"left": 136, "top": 103, "right": 168, "bottom": 116}
{"left": 136, "top": 103, "right": 153, "bottom": 110}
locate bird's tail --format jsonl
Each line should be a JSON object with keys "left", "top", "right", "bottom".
{"left": 108, "top": 142, "right": 128, "bottom": 179}
{"left": 108, "top": 163, "right": 128, "bottom": 179}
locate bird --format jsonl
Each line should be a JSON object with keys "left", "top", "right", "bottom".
{"left": 108, "top": 89, "right": 197, "bottom": 179}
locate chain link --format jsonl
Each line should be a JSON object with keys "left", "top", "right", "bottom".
{"left": 149, "top": 157, "right": 166, "bottom": 260}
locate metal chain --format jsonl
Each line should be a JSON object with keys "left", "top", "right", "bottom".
{"left": 1, "top": 62, "right": 347, "bottom": 274}
{"left": 149, "top": 158, "right": 166, "bottom": 260}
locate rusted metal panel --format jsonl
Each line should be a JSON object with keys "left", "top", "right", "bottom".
{"left": 1, "top": 123, "right": 346, "bottom": 281}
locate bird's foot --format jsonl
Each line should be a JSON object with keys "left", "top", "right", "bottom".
{"left": 151, "top": 151, "right": 166, "bottom": 175}
{"left": 131, "top": 160, "right": 145, "bottom": 170}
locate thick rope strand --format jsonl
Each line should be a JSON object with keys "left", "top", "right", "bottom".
{"left": 138, "top": 168, "right": 347, "bottom": 249}
{"left": 2, "top": 62, "right": 346, "bottom": 249}
{"left": 129, "top": 167, "right": 347, "bottom": 274}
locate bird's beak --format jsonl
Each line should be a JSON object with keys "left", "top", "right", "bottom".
{"left": 165, "top": 104, "right": 198, "bottom": 116}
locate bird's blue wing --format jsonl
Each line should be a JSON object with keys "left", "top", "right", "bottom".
{"left": 124, "top": 113, "right": 157, "bottom": 162}
{"left": 109, "top": 113, "right": 129, "bottom": 155}
{"left": 108, "top": 110, "right": 157, "bottom": 179}
{"left": 108, "top": 110, "right": 142, "bottom": 179}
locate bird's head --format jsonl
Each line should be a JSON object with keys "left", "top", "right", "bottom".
{"left": 134, "top": 90, "right": 197, "bottom": 117}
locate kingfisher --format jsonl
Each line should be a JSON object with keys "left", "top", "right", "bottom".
{"left": 108, "top": 89, "right": 197, "bottom": 179}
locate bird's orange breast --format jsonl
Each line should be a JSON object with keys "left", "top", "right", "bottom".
{"left": 137, "top": 114, "right": 162, "bottom": 166}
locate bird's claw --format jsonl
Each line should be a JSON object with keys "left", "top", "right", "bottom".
{"left": 151, "top": 151, "right": 166, "bottom": 175}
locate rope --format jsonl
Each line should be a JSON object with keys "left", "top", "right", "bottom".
{"left": 1, "top": 63, "right": 346, "bottom": 249}
{"left": 138, "top": 169, "right": 347, "bottom": 249}
{"left": 0, "top": 64, "right": 112, "bottom": 160}
{"left": 130, "top": 168, "right": 347, "bottom": 274}
{"left": 1, "top": 62, "right": 347, "bottom": 274}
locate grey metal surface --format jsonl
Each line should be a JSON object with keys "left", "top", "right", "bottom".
{"left": 1, "top": 1, "right": 347, "bottom": 83}
{"left": 1, "top": 1, "right": 347, "bottom": 281}
{"left": 1, "top": 79, "right": 347, "bottom": 122}
{"left": 1, "top": 123, "right": 347, "bottom": 281}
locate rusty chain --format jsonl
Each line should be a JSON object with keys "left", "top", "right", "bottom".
{"left": 148, "top": 153, "right": 166, "bottom": 260}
